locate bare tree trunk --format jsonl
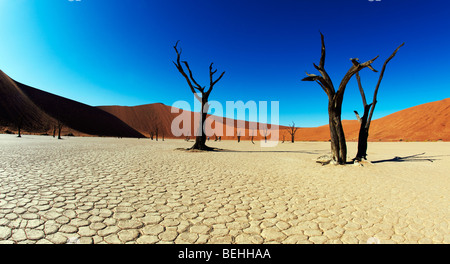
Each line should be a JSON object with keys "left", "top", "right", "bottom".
{"left": 57, "top": 125, "right": 62, "bottom": 139}
{"left": 190, "top": 103, "right": 210, "bottom": 150}
{"left": 354, "top": 103, "right": 372, "bottom": 160}
{"left": 16, "top": 117, "right": 23, "bottom": 138}
{"left": 328, "top": 102, "right": 347, "bottom": 164}
{"left": 302, "top": 33, "right": 378, "bottom": 165}
{"left": 353, "top": 43, "right": 404, "bottom": 162}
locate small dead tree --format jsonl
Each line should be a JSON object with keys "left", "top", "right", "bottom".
{"left": 353, "top": 43, "right": 404, "bottom": 162}
{"left": 16, "top": 117, "right": 23, "bottom": 138}
{"left": 262, "top": 127, "right": 268, "bottom": 143}
{"left": 56, "top": 120, "right": 64, "bottom": 140}
{"left": 149, "top": 131, "right": 154, "bottom": 140}
{"left": 287, "top": 121, "right": 299, "bottom": 143}
{"left": 52, "top": 124, "right": 56, "bottom": 138}
{"left": 173, "top": 41, "right": 225, "bottom": 150}
{"left": 249, "top": 129, "right": 256, "bottom": 144}
{"left": 302, "top": 33, "right": 379, "bottom": 164}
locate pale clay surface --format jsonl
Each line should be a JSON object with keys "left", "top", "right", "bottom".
{"left": 0, "top": 134, "right": 448, "bottom": 244}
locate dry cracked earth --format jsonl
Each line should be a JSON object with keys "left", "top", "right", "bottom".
{"left": 0, "top": 135, "right": 448, "bottom": 244}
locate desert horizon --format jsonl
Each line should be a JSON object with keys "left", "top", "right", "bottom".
{"left": 1, "top": 68, "right": 449, "bottom": 142}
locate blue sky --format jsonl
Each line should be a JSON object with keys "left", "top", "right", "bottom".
{"left": 0, "top": 0, "right": 449, "bottom": 127}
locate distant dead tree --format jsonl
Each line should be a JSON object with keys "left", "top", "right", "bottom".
{"left": 249, "top": 129, "right": 256, "bottom": 144}
{"left": 262, "top": 126, "right": 268, "bottom": 143}
{"left": 149, "top": 131, "right": 154, "bottom": 140}
{"left": 353, "top": 43, "right": 404, "bottom": 162}
{"left": 52, "top": 123, "right": 57, "bottom": 138}
{"left": 16, "top": 117, "right": 23, "bottom": 138}
{"left": 287, "top": 121, "right": 299, "bottom": 143}
{"left": 302, "top": 33, "right": 379, "bottom": 165}
{"left": 56, "top": 120, "right": 64, "bottom": 140}
{"left": 154, "top": 125, "right": 159, "bottom": 141}
{"left": 173, "top": 41, "right": 225, "bottom": 150}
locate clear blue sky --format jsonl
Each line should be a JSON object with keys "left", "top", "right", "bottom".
{"left": 1, "top": 0, "right": 449, "bottom": 127}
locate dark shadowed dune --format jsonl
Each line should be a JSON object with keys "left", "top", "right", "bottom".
{"left": 0, "top": 70, "right": 55, "bottom": 131}
{"left": 0, "top": 70, "right": 144, "bottom": 138}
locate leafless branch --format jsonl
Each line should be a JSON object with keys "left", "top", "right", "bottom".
{"left": 366, "top": 43, "right": 405, "bottom": 128}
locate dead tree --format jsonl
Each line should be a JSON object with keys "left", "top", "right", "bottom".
{"left": 262, "top": 127, "right": 268, "bottom": 143}
{"left": 353, "top": 43, "right": 404, "bottom": 162}
{"left": 302, "top": 33, "right": 379, "bottom": 165}
{"left": 287, "top": 121, "right": 299, "bottom": 143}
{"left": 16, "top": 117, "right": 23, "bottom": 138}
{"left": 173, "top": 41, "right": 225, "bottom": 150}
{"left": 52, "top": 124, "right": 56, "bottom": 138}
{"left": 56, "top": 120, "right": 64, "bottom": 140}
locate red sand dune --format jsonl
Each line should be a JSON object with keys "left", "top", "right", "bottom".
{"left": 364, "top": 98, "right": 450, "bottom": 141}
{"left": 98, "top": 104, "right": 278, "bottom": 141}
{"left": 295, "top": 99, "right": 450, "bottom": 142}
{"left": 99, "top": 98, "right": 450, "bottom": 142}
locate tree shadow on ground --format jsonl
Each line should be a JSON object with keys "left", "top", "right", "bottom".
{"left": 216, "top": 149, "right": 323, "bottom": 155}
{"left": 371, "top": 152, "right": 441, "bottom": 164}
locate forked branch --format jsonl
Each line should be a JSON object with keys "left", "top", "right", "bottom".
{"left": 366, "top": 43, "right": 405, "bottom": 128}
{"left": 173, "top": 41, "right": 225, "bottom": 101}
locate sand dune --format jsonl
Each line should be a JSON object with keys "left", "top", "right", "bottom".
{"left": 302, "top": 99, "right": 450, "bottom": 142}
{"left": 0, "top": 70, "right": 55, "bottom": 131}
{"left": 99, "top": 98, "right": 450, "bottom": 142}
{"left": 0, "top": 70, "right": 144, "bottom": 138}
